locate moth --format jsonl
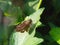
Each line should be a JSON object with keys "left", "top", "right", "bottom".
{"left": 16, "top": 19, "right": 32, "bottom": 33}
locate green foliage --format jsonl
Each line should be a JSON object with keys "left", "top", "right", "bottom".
{"left": 23, "top": 0, "right": 42, "bottom": 15}
{"left": 0, "top": 0, "right": 60, "bottom": 45}
{"left": 10, "top": 8, "right": 44, "bottom": 45}
{"left": 49, "top": 23, "right": 60, "bottom": 44}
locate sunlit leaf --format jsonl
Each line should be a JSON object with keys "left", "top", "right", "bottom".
{"left": 49, "top": 23, "right": 60, "bottom": 44}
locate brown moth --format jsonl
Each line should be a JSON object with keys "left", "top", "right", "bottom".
{"left": 16, "top": 19, "right": 32, "bottom": 33}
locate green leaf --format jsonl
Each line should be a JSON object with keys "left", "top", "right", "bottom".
{"left": 23, "top": 0, "right": 42, "bottom": 15}
{"left": 23, "top": 37, "right": 43, "bottom": 45}
{"left": 29, "top": 8, "right": 44, "bottom": 24}
{"left": 25, "top": 8, "right": 45, "bottom": 24}
{"left": 24, "top": 8, "right": 44, "bottom": 37}
{"left": 9, "top": 8, "right": 44, "bottom": 45}
{"left": 49, "top": 23, "right": 60, "bottom": 44}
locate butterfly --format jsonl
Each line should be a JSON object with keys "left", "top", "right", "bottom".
{"left": 16, "top": 19, "right": 32, "bottom": 33}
